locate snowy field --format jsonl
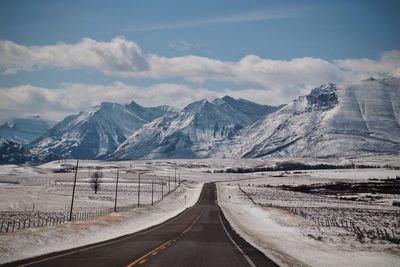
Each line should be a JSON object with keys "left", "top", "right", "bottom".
{"left": 0, "top": 161, "right": 183, "bottom": 213}
{"left": 0, "top": 159, "right": 202, "bottom": 263}
{"left": 217, "top": 164, "right": 400, "bottom": 267}
{"left": 0, "top": 156, "right": 399, "bottom": 265}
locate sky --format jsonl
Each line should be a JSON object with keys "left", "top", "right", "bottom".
{"left": 0, "top": 0, "right": 399, "bottom": 121}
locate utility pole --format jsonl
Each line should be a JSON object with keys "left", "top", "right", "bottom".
{"left": 114, "top": 170, "right": 119, "bottom": 212}
{"left": 151, "top": 179, "right": 154, "bottom": 206}
{"left": 161, "top": 179, "right": 164, "bottom": 200}
{"left": 174, "top": 164, "right": 177, "bottom": 189}
{"left": 168, "top": 176, "right": 171, "bottom": 193}
{"left": 137, "top": 172, "right": 141, "bottom": 207}
{"left": 69, "top": 160, "right": 79, "bottom": 221}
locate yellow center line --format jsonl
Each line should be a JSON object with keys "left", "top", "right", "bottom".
{"left": 126, "top": 212, "right": 202, "bottom": 267}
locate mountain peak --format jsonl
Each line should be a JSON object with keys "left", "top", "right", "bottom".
{"left": 99, "top": 102, "right": 119, "bottom": 108}
{"left": 183, "top": 99, "right": 210, "bottom": 112}
{"left": 221, "top": 95, "right": 235, "bottom": 101}
{"left": 388, "top": 67, "right": 400, "bottom": 78}
{"left": 220, "top": 95, "right": 266, "bottom": 107}
{"left": 126, "top": 100, "right": 141, "bottom": 108}
{"left": 230, "top": 76, "right": 400, "bottom": 158}
{"left": 31, "top": 100, "right": 174, "bottom": 159}
{"left": 25, "top": 115, "right": 41, "bottom": 120}
{"left": 306, "top": 83, "right": 338, "bottom": 111}
{"left": 314, "top": 82, "right": 336, "bottom": 93}
{"left": 111, "top": 95, "right": 281, "bottom": 160}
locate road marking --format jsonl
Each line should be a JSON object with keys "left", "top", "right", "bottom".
{"left": 16, "top": 184, "right": 207, "bottom": 267}
{"left": 216, "top": 203, "right": 256, "bottom": 267}
{"left": 126, "top": 213, "right": 202, "bottom": 267}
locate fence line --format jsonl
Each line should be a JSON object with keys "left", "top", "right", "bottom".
{"left": 0, "top": 176, "right": 181, "bottom": 233}
{"left": 238, "top": 185, "right": 399, "bottom": 244}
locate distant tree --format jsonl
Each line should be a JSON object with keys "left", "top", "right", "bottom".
{"left": 90, "top": 171, "right": 103, "bottom": 194}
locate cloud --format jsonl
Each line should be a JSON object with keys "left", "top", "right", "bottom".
{"left": 1, "top": 37, "right": 399, "bottom": 91}
{"left": 125, "top": 7, "right": 307, "bottom": 32}
{"left": 146, "top": 54, "right": 345, "bottom": 94}
{"left": 335, "top": 50, "right": 400, "bottom": 81}
{"left": 0, "top": 37, "right": 148, "bottom": 75}
{"left": 2, "top": 45, "right": 399, "bottom": 121}
{"left": 0, "top": 82, "right": 291, "bottom": 122}
{"left": 168, "top": 40, "right": 199, "bottom": 52}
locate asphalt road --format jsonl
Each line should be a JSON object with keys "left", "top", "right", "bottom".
{"left": 5, "top": 183, "right": 278, "bottom": 267}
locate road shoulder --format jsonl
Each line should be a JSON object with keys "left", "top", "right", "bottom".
{"left": 0, "top": 183, "right": 203, "bottom": 264}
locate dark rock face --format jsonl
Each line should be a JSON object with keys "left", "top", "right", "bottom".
{"left": 306, "top": 83, "right": 338, "bottom": 111}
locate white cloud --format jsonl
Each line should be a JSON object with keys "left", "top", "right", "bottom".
{"left": 0, "top": 37, "right": 148, "bottom": 75}
{"left": 146, "top": 54, "right": 344, "bottom": 92}
{"left": 335, "top": 50, "right": 400, "bottom": 81}
{"left": 1, "top": 37, "right": 398, "bottom": 91}
{"left": 168, "top": 40, "right": 199, "bottom": 51}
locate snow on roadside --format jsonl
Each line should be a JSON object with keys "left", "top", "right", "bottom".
{"left": 217, "top": 184, "right": 400, "bottom": 267}
{"left": 0, "top": 182, "right": 203, "bottom": 264}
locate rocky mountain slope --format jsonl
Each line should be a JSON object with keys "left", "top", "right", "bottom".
{"left": 30, "top": 101, "right": 176, "bottom": 159}
{"left": 225, "top": 76, "right": 400, "bottom": 158}
{"left": 111, "top": 96, "right": 280, "bottom": 159}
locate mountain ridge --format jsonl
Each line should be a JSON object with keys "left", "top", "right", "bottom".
{"left": 224, "top": 76, "right": 400, "bottom": 158}
{"left": 30, "top": 101, "right": 177, "bottom": 159}
{"left": 110, "top": 96, "right": 280, "bottom": 159}
{"left": 2, "top": 74, "right": 399, "bottom": 164}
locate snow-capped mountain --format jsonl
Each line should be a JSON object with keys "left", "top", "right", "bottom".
{"left": 111, "top": 96, "right": 280, "bottom": 159}
{"left": 0, "top": 137, "right": 57, "bottom": 164}
{"left": 30, "top": 101, "right": 177, "bottom": 159}
{"left": 226, "top": 76, "right": 400, "bottom": 158}
{"left": 3, "top": 74, "right": 399, "bottom": 164}
{"left": 0, "top": 116, "right": 55, "bottom": 144}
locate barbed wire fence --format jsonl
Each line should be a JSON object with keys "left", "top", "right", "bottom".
{"left": 0, "top": 162, "right": 182, "bottom": 233}
{"left": 238, "top": 184, "right": 399, "bottom": 244}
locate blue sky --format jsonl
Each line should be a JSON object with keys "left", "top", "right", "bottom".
{"left": 0, "top": 0, "right": 399, "bottom": 120}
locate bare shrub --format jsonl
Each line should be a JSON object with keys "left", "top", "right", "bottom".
{"left": 90, "top": 171, "right": 103, "bottom": 194}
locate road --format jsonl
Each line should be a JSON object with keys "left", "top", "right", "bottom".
{"left": 6, "top": 183, "right": 278, "bottom": 267}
